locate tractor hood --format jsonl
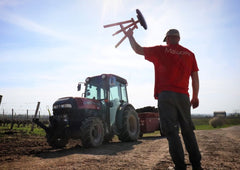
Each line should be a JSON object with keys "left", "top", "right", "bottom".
{"left": 53, "top": 97, "right": 101, "bottom": 110}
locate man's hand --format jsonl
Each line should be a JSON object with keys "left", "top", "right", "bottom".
{"left": 191, "top": 97, "right": 199, "bottom": 109}
{"left": 191, "top": 71, "right": 199, "bottom": 109}
{"left": 125, "top": 28, "right": 134, "bottom": 38}
{"left": 125, "top": 28, "right": 144, "bottom": 55}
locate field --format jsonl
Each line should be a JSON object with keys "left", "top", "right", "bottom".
{"left": 0, "top": 117, "right": 240, "bottom": 169}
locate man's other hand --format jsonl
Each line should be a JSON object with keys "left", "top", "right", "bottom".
{"left": 191, "top": 97, "right": 199, "bottom": 109}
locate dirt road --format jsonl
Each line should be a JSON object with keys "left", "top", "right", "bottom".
{"left": 1, "top": 126, "right": 240, "bottom": 170}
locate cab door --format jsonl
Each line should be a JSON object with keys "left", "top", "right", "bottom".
{"left": 109, "top": 82, "right": 121, "bottom": 126}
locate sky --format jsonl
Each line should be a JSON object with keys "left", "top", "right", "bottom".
{"left": 0, "top": 0, "right": 240, "bottom": 115}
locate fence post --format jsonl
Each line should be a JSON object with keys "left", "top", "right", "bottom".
{"left": 31, "top": 102, "right": 40, "bottom": 131}
{"left": 10, "top": 108, "right": 14, "bottom": 129}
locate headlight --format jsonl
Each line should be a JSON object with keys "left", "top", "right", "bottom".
{"left": 53, "top": 104, "right": 72, "bottom": 109}
{"left": 61, "top": 104, "right": 72, "bottom": 108}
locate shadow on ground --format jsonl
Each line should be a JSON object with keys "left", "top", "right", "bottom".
{"left": 35, "top": 140, "right": 142, "bottom": 159}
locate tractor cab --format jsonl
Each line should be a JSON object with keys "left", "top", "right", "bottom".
{"left": 78, "top": 74, "right": 129, "bottom": 127}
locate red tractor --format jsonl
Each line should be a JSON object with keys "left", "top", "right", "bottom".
{"left": 33, "top": 74, "right": 140, "bottom": 148}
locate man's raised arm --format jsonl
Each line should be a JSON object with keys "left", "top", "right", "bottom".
{"left": 126, "top": 29, "right": 144, "bottom": 55}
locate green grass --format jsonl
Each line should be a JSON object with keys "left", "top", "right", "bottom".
{"left": 193, "top": 117, "right": 240, "bottom": 130}
{"left": 0, "top": 124, "right": 46, "bottom": 136}
{"left": 194, "top": 124, "right": 215, "bottom": 130}
{"left": 195, "top": 124, "right": 239, "bottom": 130}
{"left": 143, "top": 130, "right": 161, "bottom": 137}
{"left": 140, "top": 117, "right": 240, "bottom": 137}
{"left": 192, "top": 118, "right": 211, "bottom": 126}
{"left": 225, "top": 118, "right": 240, "bottom": 125}
{"left": 29, "top": 127, "right": 46, "bottom": 136}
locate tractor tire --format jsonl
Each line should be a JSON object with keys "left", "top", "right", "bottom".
{"left": 118, "top": 106, "right": 140, "bottom": 142}
{"left": 80, "top": 117, "right": 104, "bottom": 148}
{"left": 46, "top": 131, "right": 68, "bottom": 149}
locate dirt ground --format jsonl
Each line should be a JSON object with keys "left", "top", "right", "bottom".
{"left": 0, "top": 126, "right": 240, "bottom": 170}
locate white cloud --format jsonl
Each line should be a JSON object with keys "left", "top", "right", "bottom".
{"left": 0, "top": 10, "right": 78, "bottom": 42}
{"left": 100, "top": 0, "right": 124, "bottom": 22}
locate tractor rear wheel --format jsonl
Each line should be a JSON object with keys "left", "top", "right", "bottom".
{"left": 80, "top": 117, "right": 104, "bottom": 148}
{"left": 118, "top": 106, "right": 140, "bottom": 142}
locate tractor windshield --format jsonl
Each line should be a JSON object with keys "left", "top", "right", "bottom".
{"left": 85, "top": 76, "right": 107, "bottom": 100}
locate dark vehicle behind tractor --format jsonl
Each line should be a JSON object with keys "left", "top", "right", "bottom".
{"left": 136, "top": 106, "right": 164, "bottom": 137}
{"left": 33, "top": 74, "right": 140, "bottom": 148}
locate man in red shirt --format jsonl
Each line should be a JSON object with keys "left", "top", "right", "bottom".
{"left": 126, "top": 29, "right": 202, "bottom": 170}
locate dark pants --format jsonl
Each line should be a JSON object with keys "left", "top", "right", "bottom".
{"left": 158, "top": 91, "right": 201, "bottom": 170}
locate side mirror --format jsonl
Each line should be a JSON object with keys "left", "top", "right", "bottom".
{"left": 77, "top": 83, "right": 81, "bottom": 91}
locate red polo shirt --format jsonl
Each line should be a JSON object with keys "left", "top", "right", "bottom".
{"left": 143, "top": 44, "right": 199, "bottom": 99}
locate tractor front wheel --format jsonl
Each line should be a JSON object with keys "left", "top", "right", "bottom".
{"left": 80, "top": 117, "right": 104, "bottom": 148}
